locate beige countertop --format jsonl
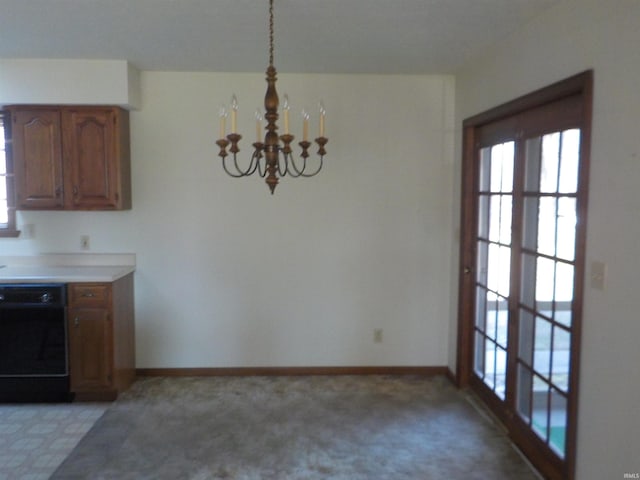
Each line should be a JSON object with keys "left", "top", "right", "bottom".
{"left": 0, "top": 254, "right": 135, "bottom": 283}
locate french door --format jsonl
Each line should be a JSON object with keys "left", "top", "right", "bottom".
{"left": 457, "top": 72, "right": 592, "bottom": 480}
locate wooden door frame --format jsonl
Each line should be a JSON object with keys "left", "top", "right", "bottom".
{"left": 455, "top": 70, "right": 593, "bottom": 480}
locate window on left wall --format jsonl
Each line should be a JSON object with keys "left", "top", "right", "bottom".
{"left": 0, "top": 111, "right": 19, "bottom": 237}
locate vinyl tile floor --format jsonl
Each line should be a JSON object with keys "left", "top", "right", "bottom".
{"left": 0, "top": 402, "right": 107, "bottom": 480}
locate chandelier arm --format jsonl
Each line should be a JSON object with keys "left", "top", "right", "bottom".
{"left": 287, "top": 154, "right": 305, "bottom": 177}
{"left": 288, "top": 155, "right": 324, "bottom": 177}
{"left": 230, "top": 150, "right": 260, "bottom": 176}
{"left": 276, "top": 148, "right": 290, "bottom": 177}
{"left": 297, "top": 156, "right": 324, "bottom": 178}
{"left": 255, "top": 149, "right": 268, "bottom": 178}
{"left": 222, "top": 156, "right": 253, "bottom": 178}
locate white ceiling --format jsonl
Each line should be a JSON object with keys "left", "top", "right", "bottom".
{"left": 0, "top": 0, "right": 560, "bottom": 74}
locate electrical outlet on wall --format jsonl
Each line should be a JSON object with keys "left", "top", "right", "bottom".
{"left": 374, "top": 329, "right": 383, "bottom": 343}
{"left": 21, "top": 224, "right": 35, "bottom": 239}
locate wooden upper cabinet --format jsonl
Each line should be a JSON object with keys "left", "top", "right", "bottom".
{"left": 8, "top": 105, "right": 131, "bottom": 210}
{"left": 11, "top": 109, "right": 65, "bottom": 208}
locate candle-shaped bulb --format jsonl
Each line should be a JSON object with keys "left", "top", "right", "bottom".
{"left": 302, "top": 108, "right": 310, "bottom": 142}
{"left": 319, "top": 100, "right": 326, "bottom": 137}
{"left": 219, "top": 105, "right": 228, "bottom": 138}
{"left": 282, "top": 94, "right": 290, "bottom": 134}
{"left": 230, "top": 94, "right": 238, "bottom": 133}
{"left": 255, "top": 108, "right": 263, "bottom": 143}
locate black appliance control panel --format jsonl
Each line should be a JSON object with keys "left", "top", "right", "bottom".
{"left": 0, "top": 284, "right": 66, "bottom": 306}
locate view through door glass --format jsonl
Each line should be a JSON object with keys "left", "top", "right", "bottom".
{"left": 516, "top": 128, "right": 580, "bottom": 458}
{"left": 474, "top": 141, "right": 514, "bottom": 400}
{"left": 473, "top": 130, "right": 580, "bottom": 456}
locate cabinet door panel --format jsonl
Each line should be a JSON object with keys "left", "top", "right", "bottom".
{"left": 63, "top": 109, "right": 119, "bottom": 209}
{"left": 12, "top": 109, "right": 64, "bottom": 208}
{"left": 68, "top": 308, "right": 113, "bottom": 391}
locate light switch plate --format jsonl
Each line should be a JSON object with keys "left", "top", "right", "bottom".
{"left": 590, "top": 261, "right": 606, "bottom": 291}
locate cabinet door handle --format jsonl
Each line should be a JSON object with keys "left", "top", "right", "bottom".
{"left": 73, "top": 186, "right": 79, "bottom": 196}
{"left": 74, "top": 317, "right": 79, "bottom": 327}
{"left": 55, "top": 186, "right": 62, "bottom": 197}
{"left": 81, "top": 292, "right": 95, "bottom": 297}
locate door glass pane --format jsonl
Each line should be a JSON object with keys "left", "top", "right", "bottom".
{"left": 484, "top": 341, "right": 497, "bottom": 389}
{"left": 537, "top": 197, "right": 557, "bottom": 256}
{"left": 489, "top": 195, "right": 501, "bottom": 242}
{"left": 487, "top": 243, "right": 499, "bottom": 293}
{"left": 535, "top": 257, "right": 555, "bottom": 317}
{"left": 490, "top": 146, "right": 503, "bottom": 192}
{"left": 485, "top": 293, "right": 497, "bottom": 341}
{"left": 550, "top": 389, "right": 568, "bottom": 458}
{"left": 495, "top": 345, "right": 507, "bottom": 399}
{"left": 556, "top": 197, "right": 577, "bottom": 261}
{"left": 488, "top": 244, "right": 511, "bottom": 296}
{"left": 540, "top": 132, "right": 560, "bottom": 193}
{"left": 534, "top": 317, "right": 552, "bottom": 378}
{"left": 500, "top": 143, "right": 514, "bottom": 192}
{"left": 554, "top": 261, "right": 574, "bottom": 327}
{"left": 532, "top": 375, "right": 549, "bottom": 441}
{"left": 558, "top": 129, "right": 580, "bottom": 194}
{"left": 490, "top": 142, "right": 514, "bottom": 193}
{"left": 554, "top": 262, "right": 574, "bottom": 306}
{"left": 552, "top": 327, "right": 571, "bottom": 392}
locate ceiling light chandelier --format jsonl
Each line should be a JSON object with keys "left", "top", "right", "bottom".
{"left": 216, "top": 0, "right": 328, "bottom": 194}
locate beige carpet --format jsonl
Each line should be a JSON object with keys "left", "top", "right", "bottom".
{"left": 52, "top": 375, "right": 539, "bottom": 479}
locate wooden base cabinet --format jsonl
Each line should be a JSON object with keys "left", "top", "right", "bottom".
{"left": 67, "top": 274, "right": 135, "bottom": 401}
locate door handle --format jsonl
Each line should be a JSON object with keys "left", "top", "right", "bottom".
{"left": 74, "top": 317, "right": 79, "bottom": 327}
{"left": 464, "top": 266, "right": 472, "bottom": 275}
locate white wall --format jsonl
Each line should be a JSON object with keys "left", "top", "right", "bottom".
{"left": 2, "top": 71, "right": 456, "bottom": 369}
{"left": 452, "top": 1, "right": 640, "bottom": 478}
{"left": 0, "top": 59, "right": 140, "bottom": 109}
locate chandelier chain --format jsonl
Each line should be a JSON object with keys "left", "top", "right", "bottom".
{"left": 269, "top": 0, "right": 274, "bottom": 66}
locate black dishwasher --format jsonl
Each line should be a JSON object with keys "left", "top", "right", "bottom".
{"left": 0, "top": 283, "right": 72, "bottom": 402}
